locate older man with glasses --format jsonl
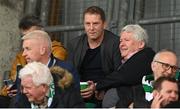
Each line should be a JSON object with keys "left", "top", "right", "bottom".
{"left": 130, "top": 49, "right": 180, "bottom": 107}
{"left": 153, "top": 60, "right": 179, "bottom": 76}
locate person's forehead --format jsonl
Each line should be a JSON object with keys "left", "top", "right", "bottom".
{"left": 84, "top": 13, "right": 102, "bottom": 21}
{"left": 161, "top": 81, "right": 178, "bottom": 90}
{"left": 22, "top": 76, "right": 33, "bottom": 85}
{"left": 23, "top": 38, "right": 38, "bottom": 43}
{"left": 158, "top": 52, "right": 177, "bottom": 64}
{"left": 22, "top": 38, "right": 41, "bottom": 48}
{"left": 121, "top": 31, "right": 131, "bottom": 37}
{"left": 120, "top": 32, "right": 138, "bottom": 41}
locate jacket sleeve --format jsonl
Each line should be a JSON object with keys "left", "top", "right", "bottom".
{"left": 62, "top": 85, "right": 85, "bottom": 107}
{"left": 96, "top": 48, "right": 155, "bottom": 90}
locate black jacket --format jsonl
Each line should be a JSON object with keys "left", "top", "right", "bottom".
{"left": 67, "top": 30, "right": 121, "bottom": 81}
{"left": 96, "top": 47, "right": 155, "bottom": 90}
{"left": 97, "top": 47, "right": 155, "bottom": 107}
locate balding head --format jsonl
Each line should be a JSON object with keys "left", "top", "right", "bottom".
{"left": 151, "top": 49, "right": 178, "bottom": 80}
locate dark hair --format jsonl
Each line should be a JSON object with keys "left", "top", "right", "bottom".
{"left": 18, "top": 14, "right": 43, "bottom": 30}
{"left": 83, "top": 6, "right": 106, "bottom": 22}
{"left": 153, "top": 76, "right": 178, "bottom": 91}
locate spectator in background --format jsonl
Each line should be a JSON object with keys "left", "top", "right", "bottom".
{"left": 0, "top": 30, "right": 80, "bottom": 108}
{"left": 10, "top": 62, "right": 84, "bottom": 108}
{"left": 19, "top": 15, "right": 68, "bottom": 60}
{"left": 67, "top": 6, "right": 121, "bottom": 107}
{"left": 96, "top": 24, "right": 155, "bottom": 107}
{"left": 151, "top": 77, "right": 179, "bottom": 108}
{"left": 21, "top": 30, "right": 79, "bottom": 87}
{"left": 132, "top": 49, "right": 180, "bottom": 108}
{"left": 0, "top": 14, "right": 68, "bottom": 97}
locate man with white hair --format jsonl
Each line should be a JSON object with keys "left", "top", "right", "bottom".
{"left": 96, "top": 24, "right": 155, "bottom": 107}
{"left": 21, "top": 30, "right": 79, "bottom": 88}
{"left": 7, "top": 30, "right": 80, "bottom": 107}
{"left": 10, "top": 62, "right": 84, "bottom": 108}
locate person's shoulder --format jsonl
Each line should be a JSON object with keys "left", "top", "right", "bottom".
{"left": 104, "top": 30, "right": 119, "bottom": 43}
{"left": 104, "top": 30, "right": 119, "bottom": 38}
{"left": 142, "top": 47, "right": 155, "bottom": 54}
{"left": 70, "top": 33, "right": 87, "bottom": 42}
{"left": 55, "top": 58, "right": 72, "bottom": 66}
{"left": 137, "top": 47, "right": 155, "bottom": 58}
{"left": 54, "top": 58, "right": 75, "bottom": 70}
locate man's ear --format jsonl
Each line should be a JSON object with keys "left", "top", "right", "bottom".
{"left": 103, "top": 21, "right": 107, "bottom": 29}
{"left": 139, "top": 41, "right": 145, "bottom": 49}
{"left": 153, "top": 90, "right": 158, "bottom": 97}
{"left": 40, "top": 47, "right": 46, "bottom": 55}
{"left": 41, "top": 84, "right": 49, "bottom": 93}
{"left": 151, "top": 61, "right": 155, "bottom": 71}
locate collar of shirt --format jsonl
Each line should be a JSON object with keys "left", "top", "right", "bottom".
{"left": 122, "top": 50, "right": 139, "bottom": 63}
{"left": 46, "top": 58, "right": 51, "bottom": 66}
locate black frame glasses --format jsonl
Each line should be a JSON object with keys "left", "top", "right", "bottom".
{"left": 154, "top": 60, "right": 179, "bottom": 72}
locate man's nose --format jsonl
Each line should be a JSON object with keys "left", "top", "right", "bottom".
{"left": 119, "top": 41, "right": 125, "bottom": 48}
{"left": 170, "top": 92, "right": 178, "bottom": 99}
{"left": 166, "top": 67, "right": 174, "bottom": 75}
{"left": 90, "top": 24, "right": 94, "bottom": 30}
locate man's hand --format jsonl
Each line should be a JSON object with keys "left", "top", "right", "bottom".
{"left": 6, "top": 86, "right": 17, "bottom": 97}
{"left": 95, "top": 90, "right": 105, "bottom": 100}
{"left": 81, "top": 81, "right": 95, "bottom": 99}
{"left": 151, "top": 93, "right": 165, "bottom": 108}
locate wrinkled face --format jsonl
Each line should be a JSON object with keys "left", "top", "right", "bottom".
{"left": 84, "top": 13, "right": 105, "bottom": 41}
{"left": 21, "top": 76, "right": 47, "bottom": 104}
{"left": 22, "top": 39, "right": 42, "bottom": 63}
{"left": 159, "top": 81, "right": 179, "bottom": 107}
{"left": 152, "top": 52, "right": 178, "bottom": 80}
{"left": 119, "top": 31, "right": 144, "bottom": 60}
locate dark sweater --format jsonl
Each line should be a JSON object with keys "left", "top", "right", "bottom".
{"left": 96, "top": 47, "right": 155, "bottom": 90}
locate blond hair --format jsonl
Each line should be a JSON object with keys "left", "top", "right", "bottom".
{"left": 22, "top": 30, "right": 52, "bottom": 54}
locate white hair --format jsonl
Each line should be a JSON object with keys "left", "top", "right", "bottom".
{"left": 19, "top": 62, "right": 53, "bottom": 86}
{"left": 22, "top": 30, "right": 52, "bottom": 54}
{"left": 121, "top": 24, "right": 148, "bottom": 45}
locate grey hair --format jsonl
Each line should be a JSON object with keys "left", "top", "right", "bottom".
{"left": 121, "top": 24, "right": 148, "bottom": 45}
{"left": 19, "top": 62, "right": 53, "bottom": 86}
{"left": 22, "top": 30, "right": 52, "bottom": 54}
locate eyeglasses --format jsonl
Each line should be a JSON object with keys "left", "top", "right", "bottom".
{"left": 154, "top": 60, "right": 179, "bottom": 72}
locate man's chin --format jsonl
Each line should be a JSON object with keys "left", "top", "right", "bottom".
{"left": 27, "top": 60, "right": 33, "bottom": 63}
{"left": 27, "top": 97, "right": 34, "bottom": 102}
